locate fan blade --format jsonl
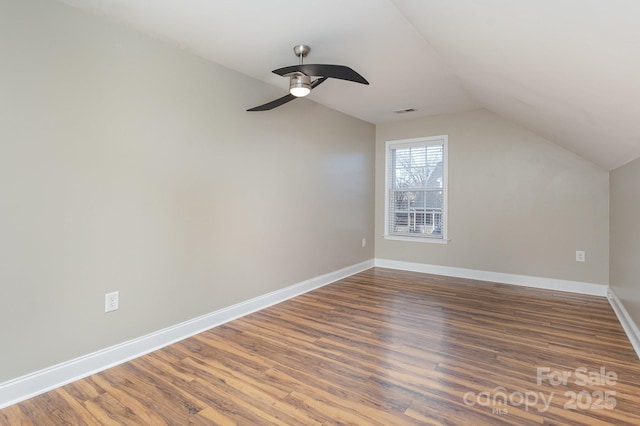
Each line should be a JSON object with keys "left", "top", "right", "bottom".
{"left": 311, "top": 76, "right": 329, "bottom": 88}
{"left": 273, "top": 64, "right": 369, "bottom": 85}
{"left": 247, "top": 77, "right": 328, "bottom": 112}
{"left": 247, "top": 93, "right": 295, "bottom": 111}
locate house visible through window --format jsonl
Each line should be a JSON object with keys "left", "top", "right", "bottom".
{"left": 385, "top": 135, "right": 448, "bottom": 242}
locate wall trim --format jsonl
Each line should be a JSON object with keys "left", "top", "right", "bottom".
{"left": 0, "top": 259, "right": 374, "bottom": 410}
{"left": 606, "top": 288, "right": 640, "bottom": 360}
{"left": 375, "top": 258, "right": 608, "bottom": 296}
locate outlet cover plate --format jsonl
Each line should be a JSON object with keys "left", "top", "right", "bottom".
{"left": 105, "top": 291, "right": 119, "bottom": 313}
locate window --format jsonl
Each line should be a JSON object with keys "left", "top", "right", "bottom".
{"left": 385, "top": 135, "right": 448, "bottom": 242}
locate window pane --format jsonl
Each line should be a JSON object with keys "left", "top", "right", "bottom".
{"left": 389, "top": 190, "right": 443, "bottom": 235}
{"left": 392, "top": 146, "right": 443, "bottom": 190}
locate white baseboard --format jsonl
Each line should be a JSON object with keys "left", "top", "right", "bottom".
{"left": 0, "top": 259, "right": 374, "bottom": 410}
{"left": 606, "top": 288, "right": 640, "bottom": 360}
{"left": 375, "top": 258, "right": 608, "bottom": 296}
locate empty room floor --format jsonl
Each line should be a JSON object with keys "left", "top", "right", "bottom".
{"left": 1, "top": 268, "right": 640, "bottom": 425}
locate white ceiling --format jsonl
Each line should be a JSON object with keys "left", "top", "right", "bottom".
{"left": 59, "top": 0, "right": 640, "bottom": 170}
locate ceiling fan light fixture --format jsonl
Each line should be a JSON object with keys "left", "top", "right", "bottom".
{"left": 289, "top": 73, "right": 311, "bottom": 97}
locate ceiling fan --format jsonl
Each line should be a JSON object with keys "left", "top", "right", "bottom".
{"left": 247, "top": 45, "right": 369, "bottom": 111}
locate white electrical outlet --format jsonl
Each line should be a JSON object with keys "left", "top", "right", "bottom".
{"left": 362, "top": 238, "right": 367, "bottom": 248}
{"left": 576, "top": 251, "right": 586, "bottom": 262}
{"left": 105, "top": 291, "right": 119, "bottom": 313}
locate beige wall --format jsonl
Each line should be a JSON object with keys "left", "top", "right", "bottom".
{"left": 0, "top": 0, "right": 374, "bottom": 382}
{"left": 610, "top": 158, "right": 640, "bottom": 327}
{"left": 375, "top": 110, "right": 609, "bottom": 284}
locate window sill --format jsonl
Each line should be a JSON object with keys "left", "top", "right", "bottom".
{"left": 384, "top": 235, "right": 450, "bottom": 244}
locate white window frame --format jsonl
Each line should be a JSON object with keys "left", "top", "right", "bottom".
{"left": 384, "top": 135, "right": 449, "bottom": 243}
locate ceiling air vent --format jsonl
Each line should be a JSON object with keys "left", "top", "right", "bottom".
{"left": 394, "top": 108, "right": 417, "bottom": 114}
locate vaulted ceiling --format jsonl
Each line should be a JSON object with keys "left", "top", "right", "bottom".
{"left": 59, "top": 0, "right": 640, "bottom": 170}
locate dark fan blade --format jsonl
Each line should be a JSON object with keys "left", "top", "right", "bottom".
{"left": 311, "top": 76, "right": 329, "bottom": 88}
{"left": 273, "top": 64, "right": 369, "bottom": 85}
{"left": 247, "top": 93, "right": 295, "bottom": 111}
{"left": 247, "top": 77, "right": 328, "bottom": 112}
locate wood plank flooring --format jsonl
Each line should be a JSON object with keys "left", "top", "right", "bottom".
{"left": 2, "top": 268, "right": 640, "bottom": 425}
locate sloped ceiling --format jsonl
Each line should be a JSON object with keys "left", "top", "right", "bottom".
{"left": 58, "top": 0, "right": 640, "bottom": 170}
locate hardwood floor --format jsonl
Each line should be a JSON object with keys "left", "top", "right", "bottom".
{"left": 2, "top": 268, "right": 640, "bottom": 425}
